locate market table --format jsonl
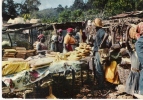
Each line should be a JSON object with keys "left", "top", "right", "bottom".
{"left": 2, "top": 60, "right": 83, "bottom": 90}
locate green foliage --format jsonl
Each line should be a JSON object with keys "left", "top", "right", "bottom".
{"left": 20, "top": 0, "right": 41, "bottom": 14}
{"left": 2, "top": 0, "right": 21, "bottom": 17}
{"left": 22, "top": 13, "right": 31, "bottom": 20}
{"left": 2, "top": 0, "right": 143, "bottom": 23}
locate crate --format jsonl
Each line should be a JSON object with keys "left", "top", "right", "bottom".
{"left": 117, "top": 64, "right": 131, "bottom": 85}
{"left": 15, "top": 47, "right": 27, "bottom": 59}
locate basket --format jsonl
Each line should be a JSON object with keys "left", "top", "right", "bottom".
{"left": 117, "top": 64, "right": 131, "bottom": 85}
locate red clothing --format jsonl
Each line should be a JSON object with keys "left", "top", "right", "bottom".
{"left": 66, "top": 44, "right": 73, "bottom": 51}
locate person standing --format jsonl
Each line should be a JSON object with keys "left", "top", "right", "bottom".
{"left": 57, "top": 29, "right": 64, "bottom": 53}
{"left": 63, "top": 28, "right": 76, "bottom": 53}
{"left": 125, "top": 28, "right": 141, "bottom": 95}
{"left": 85, "top": 20, "right": 92, "bottom": 43}
{"left": 75, "top": 26, "right": 83, "bottom": 44}
{"left": 135, "top": 22, "right": 143, "bottom": 95}
{"left": 93, "top": 18, "right": 107, "bottom": 89}
{"left": 50, "top": 31, "right": 58, "bottom": 52}
{"left": 36, "top": 34, "right": 47, "bottom": 55}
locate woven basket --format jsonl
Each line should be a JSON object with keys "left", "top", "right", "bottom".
{"left": 117, "top": 64, "right": 131, "bottom": 85}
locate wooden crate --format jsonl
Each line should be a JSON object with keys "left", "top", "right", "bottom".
{"left": 3, "top": 49, "right": 16, "bottom": 58}
{"left": 15, "top": 47, "right": 27, "bottom": 59}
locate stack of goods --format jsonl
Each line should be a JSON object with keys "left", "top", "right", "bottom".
{"left": 2, "top": 59, "right": 29, "bottom": 76}
{"left": 15, "top": 47, "right": 27, "bottom": 59}
{"left": 26, "top": 55, "right": 54, "bottom": 70}
{"left": 3, "top": 49, "right": 16, "bottom": 58}
{"left": 67, "top": 51, "right": 82, "bottom": 61}
{"left": 74, "top": 43, "right": 91, "bottom": 58}
{"left": 60, "top": 43, "right": 92, "bottom": 61}
{"left": 46, "top": 52, "right": 58, "bottom": 58}
{"left": 54, "top": 52, "right": 68, "bottom": 62}
{"left": 26, "top": 50, "right": 36, "bottom": 57}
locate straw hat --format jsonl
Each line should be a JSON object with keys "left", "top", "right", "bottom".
{"left": 129, "top": 24, "right": 137, "bottom": 39}
{"left": 137, "top": 22, "right": 143, "bottom": 34}
{"left": 94, "top": 18, "right": 103, "bottom": 27}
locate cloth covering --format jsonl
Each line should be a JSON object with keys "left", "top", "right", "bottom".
{"left": 67, "top": 28, "right": 74, "bottom": 33}
{"left": 2, "top": 60, "right": 82, "bottom": 90}
{"left": 105, "top": 61, "right": 119, "bottom": 84}
{"left": 2, "top": 67, "right": 50, "bottom": 89}
{"left": 2, "top": 61, "right": 30, "bottom": 76}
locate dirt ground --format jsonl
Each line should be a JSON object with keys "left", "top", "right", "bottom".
{"left": 2, "top": 71, "right": 137, "bottom": 99}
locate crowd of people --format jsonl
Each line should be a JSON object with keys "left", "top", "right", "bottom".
{"left": 33, "top": 18, "right": 143, "bottom": 96}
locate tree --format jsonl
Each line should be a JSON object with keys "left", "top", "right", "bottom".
{"left": 20, "top": 0, "right": 41, "bottom": 14}
{"left": 58, "top": 10, "right": 72, "bottom": 22}
{"left": 2, "top": 0, "right": 21, "bottom": 21}
{"left": 57, "top": 4, "right": 64, "bottom": 13}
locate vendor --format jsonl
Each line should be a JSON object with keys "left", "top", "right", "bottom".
{"left": 63, "top": 28, "right": 76, "bottom": 53}
{"left": 36, "top": 34, "right": 47, "bottom": 55}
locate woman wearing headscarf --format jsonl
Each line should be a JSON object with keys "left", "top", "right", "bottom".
{"left": 63, "top": 28, "right": 76, "bottom": 53}
{"left": 57, "top": 29, "right": 64, "bottom": 53}
{"left": 36, "top": 34, "right": 47, "bottom": 55}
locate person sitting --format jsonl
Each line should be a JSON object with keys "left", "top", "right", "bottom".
{"left": 63, "top": 28, "right": 76, "bottom": 53}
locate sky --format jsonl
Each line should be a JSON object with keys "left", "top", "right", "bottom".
{"left": 13, "top": 0, "right": 75, "bottom": 10}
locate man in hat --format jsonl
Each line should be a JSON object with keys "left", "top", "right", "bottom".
{"left": 93, "top": 18, "right": 107, "bottom": 89}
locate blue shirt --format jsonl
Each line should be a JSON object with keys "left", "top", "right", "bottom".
{"left": 93, "top": 28, "right": 105, "bottom": 51}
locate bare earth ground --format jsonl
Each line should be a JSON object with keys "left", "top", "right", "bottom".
{"left": 2, "top": 71, "right": 137, "bottom": 99}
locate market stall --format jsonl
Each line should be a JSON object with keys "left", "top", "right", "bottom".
{"left": 2, "top": 43, "right": 93, "bottom": 98}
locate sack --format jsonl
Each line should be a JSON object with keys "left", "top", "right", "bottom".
{"left": 99, "top": 32, "right": 109, "bottom": 49}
